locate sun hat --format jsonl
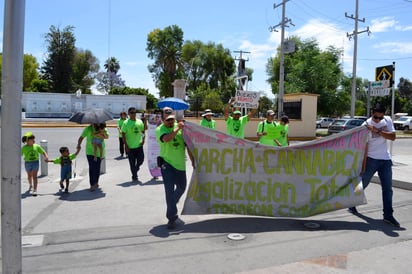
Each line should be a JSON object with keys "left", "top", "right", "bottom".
{"left": 202, "top": 109, "right": 214, "bottom": 117}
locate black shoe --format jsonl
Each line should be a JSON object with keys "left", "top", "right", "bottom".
{"left": 59, "top": 182, "right": 64, "bottom": 190}
{"left": 348, "top": 207, "right": 358, "bottom": 214}
{"left": 383, "top": 216, "right": 400, "bottom": 227}
{"left": 167, "top": 220, "right": 176, "bottom": 230}
{"left": 64, "top": 188, "right": 69, "bottom": 193}
{"left": 132, "top": 176, "right": 138, "bottom": 181}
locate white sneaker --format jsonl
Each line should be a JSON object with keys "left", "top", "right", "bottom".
{"left": 32, "top": 191, "right": 37, "bottom": 197}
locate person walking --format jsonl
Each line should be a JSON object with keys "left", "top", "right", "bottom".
{"left": 21, "top": 132, "right": 49, "bottom": 196}
{"left": 276, "top": 115, "right": 290, "bottom": 147}
{"left": 121, "top": 107, "right": 145, "bottom": 182}
{"left": 117, "top": 111, "right": 128, "bottom": 158}
{"left": 200, "top": 109, "right": 216, "bottom": 129}
{"left": 256, "top": 110, "right": 278, "bottom": 146}
{"left": 47, "top": 146, "right": 80, "bottom": 193}
{"left": 349, "top": 104, "right": 400, "bottom": 227}
{"left": 224, "top": 97, "right": 257, "bottom": 138}
{"left": 77, "top": 123, "right": 109, "bottom": 191}
{"left": 156, "top": 112, "right": 194, "bottom": 229}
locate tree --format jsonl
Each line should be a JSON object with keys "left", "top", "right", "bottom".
{"left": 96, "top": 57, "right": 125, "bottom": 94}
{"left": 23, "top": 54, "right": 39, "bottom": 91}
{"left": 258, "top": 96, "right": 274, "bottom": 117}
{"left": 111, "top": 86, "right": 157, "bottom": 109}
{"left": 146, "top": 25, "right": 184, "bottom": 97}
{"left": 266, "top": 37, "right": 343, "bottom": 116}
{"left": 398, "top": 77, "right": 412, "bottom": 99}
{"left": 40, "top": 25, "right": 76, "bottom": 93}
{"left": 72, "top": 49, "right": 100, "bottom": 94}
{"left": 0, "top": 53, "right": 40, "bottom": 94}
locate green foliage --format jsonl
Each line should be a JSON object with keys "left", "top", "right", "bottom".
{"left": 72, "top": 49, "right": 99, "bottom": 94}
{"left": 30, "top": 79, "right": 49, "bottom": 92}
{"left": 111, "top": 87, "right": 157, "bottom": 110}
{"left": 23, "top": 54, "right": 39, "bottom": 91}
{"left": 146, "top": 25, "right": 184, "bottom": 97}
{"left": 398, "top": 77, "right": 412, "bottom": 99}
{"left": 258, "top": 96, "right": 274, "bottom": 116}
{"left": 201, "top": 90, "right": 224, "bottom": 113}
{"left": 0, "top": 53, "right": 40, "bottom": 94}
{"left": 40, "top": 25, "right": 76, "bottom": 93}
{"left": 266, "top": 37, "right": 343, "bottom": 116}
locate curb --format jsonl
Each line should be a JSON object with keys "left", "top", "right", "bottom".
{"left": 371, "top": 176, "right": 412, "bottom": 191}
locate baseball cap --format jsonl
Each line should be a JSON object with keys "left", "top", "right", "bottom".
{"left": 165, "top": 114, "right": 176, "bottom": 121}
{"left": 266, "top": 110, "right": 275, "bottom": 116}
{"left": 233, "top": 110, "right": 242, "bottom": 115}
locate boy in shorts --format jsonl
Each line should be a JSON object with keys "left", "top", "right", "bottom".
{"left": 48, "top": 146, "right": 80, "bottom": 193}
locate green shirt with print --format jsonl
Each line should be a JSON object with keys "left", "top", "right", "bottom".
{"left": 81, "top": 125, "right": 109, "bottom": 158}
{"left": 117, "top": 118, "right": 127, "bottom": 137}
{"left": 226, "top": 115, "right": 249, "bottom": 138}
{"left": 277, "top": 124, "right": 289, "bottom": 147}
{"left": 51, "top": 154, "right": 77, "bottom": 165}
{"left": 156, "top": 123, "right": 186, "bottom": 171}
{"left": 21, "top": 144, "right": 45, "bottom": 162}
{"left": 200, "top": 118, "right": 216, "bottom": 129}
{"left": 257, "top": 120, "right": 280, "bottom": 146}
{"left": 121, "top": 119, "right": 145, "bottom": 149}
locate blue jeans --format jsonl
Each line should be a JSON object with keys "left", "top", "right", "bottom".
{"left": 362, "top": 157, "right": 393, "bottom": 218}
{"left": 161, "top": 163, "right": 187, "bottom": 222}
{"left": 87, "top": 155, "right": 101, "bottom": 187}
{"left": 127, "top": 146, "right": 144, "bottom": 179}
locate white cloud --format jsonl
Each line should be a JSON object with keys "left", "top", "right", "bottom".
{"left": 373, "top": 42, "right": 412, "bottom": 54}
{"left": 370, "top": 17, "right": 397, "bottom": 33}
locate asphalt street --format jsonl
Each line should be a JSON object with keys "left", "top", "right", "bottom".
{"left": 4, "top": 127, "right": 412, "bottom": 273}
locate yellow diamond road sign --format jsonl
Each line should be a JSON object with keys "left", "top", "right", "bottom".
{"left": 375, "top": 65, "right": 393, "bottom": 87}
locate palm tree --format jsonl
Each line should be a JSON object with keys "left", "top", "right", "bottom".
{"left": 104, "top": 57, "right": 120, "bottom": 73}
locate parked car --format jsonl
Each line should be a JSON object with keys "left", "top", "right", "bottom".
{"left": 316, "top": 117, "right": 334, "bottom": 128}
{"left": 327, "top": 118, "right": 364, "bottom": 134}
{"left": 394, "top": 116, "right": 412, "bottom": 131}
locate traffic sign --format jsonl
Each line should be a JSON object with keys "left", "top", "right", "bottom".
{"left": 375, "top": 65, "right": 393, "bottom": 87}
{"left": 370, "top": 80, "right": 390, "bottom": 97}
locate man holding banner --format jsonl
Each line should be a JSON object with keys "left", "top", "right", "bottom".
{"left": 156, "top": 112, "right": 194, "bottom": 229}
{"left": 224, "top": 97, "right": 257, "bottom": 138}
{"left": 349, "top": 104, "right": 400, "bottom": 227}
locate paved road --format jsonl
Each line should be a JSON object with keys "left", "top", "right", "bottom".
{"left": 7, "top": 128, "right": 412, "bottom": 273}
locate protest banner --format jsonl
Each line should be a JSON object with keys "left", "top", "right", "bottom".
{"left": 182, "top": 123, "right": 368, "bottom": 218}
{"left": 147, "top": 114, "right": 162, "bottom": 178}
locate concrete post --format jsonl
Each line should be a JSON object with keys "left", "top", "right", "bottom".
{"left": 172, "top": 79, "right": 187, "bottom": 120}
{"left": 100, "top": 157, "right": 106, "bottom": 174}
{"left": 40, "top": 140, "right": 48, "bottom": 176}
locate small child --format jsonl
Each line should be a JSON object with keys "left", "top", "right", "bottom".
{"left": 21, "top": 132, "right": 49, "bottom": 196}
{"left": 92, "top": 123, "right": 108, "bottom": 161}
{"left": 47, "top": 146, "right": 80, "bottom": 193}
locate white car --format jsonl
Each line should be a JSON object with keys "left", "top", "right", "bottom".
{"left": 394, "top": 116, "right": 412, "bottom": 131}
{"left": 316, "top": 118, "right": 334, "bottom": 128}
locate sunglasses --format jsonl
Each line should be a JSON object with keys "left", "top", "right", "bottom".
{"left": 129, "top": 112, "right": 136, "bottom": 114}
{"left": 373, "top": 115, "right": 384, "bottom": 120}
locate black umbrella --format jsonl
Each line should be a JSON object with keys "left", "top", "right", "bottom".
{"left": 68, "top": 108, "right": 113, "bottom": 124}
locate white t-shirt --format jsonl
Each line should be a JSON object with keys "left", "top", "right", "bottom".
{"left": 364, "top": 116, "right": 395, "bottom": 160}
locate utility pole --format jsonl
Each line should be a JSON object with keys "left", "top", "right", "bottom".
{"left": 234, "top": 50, "right": 250, "bottom": 91}
{"left": 271, "top": 0, "right": 294, "bottom": 119}
{"left": 345, "top": 0, "right": 370, "bottom": 117}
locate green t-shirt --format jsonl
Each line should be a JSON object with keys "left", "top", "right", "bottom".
{"left": 277, "top": 124, "right": 289, "bottom": 147}
{"left": 121, "top": 119, "right": 145, "bottom": 149}
{"left": 156, "top": 123, "right": 186, "bottom": 171}
{"left": 81, "top": 125, "right": 109, "bottom": 157}
{"left": 257, "top": 120, "right": 280, "bottom": 146}
{"left": 226, "top": 116, "right": 249, "bottom": 138}
{"left": 52, "top": 154, "right": 77, "bottom": 165}
{"left": 200, "top": 118, "right": 216, "bottom": 129}
{"left": 117, "top": 118, "right": 127, "bottom": 137}
{"left": 21, "top": 144, "right": 45, "bottom": 162}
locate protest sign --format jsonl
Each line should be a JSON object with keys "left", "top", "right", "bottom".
{"left": 182, "top": 123, "right": 368, "bottom": 218}
{"left": 233, "top": 90, "right": 259, "bottom": 109}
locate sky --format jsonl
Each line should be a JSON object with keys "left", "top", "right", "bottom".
{"left": 1, "top": 0, "right": 411, "bottom": 98}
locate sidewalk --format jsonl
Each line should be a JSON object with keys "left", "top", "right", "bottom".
{"left": 11, "top": 124, "right": 412, "bottom": 273}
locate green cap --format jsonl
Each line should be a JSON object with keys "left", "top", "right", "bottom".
{"left": 233, "top": 110, "right": 241, "bottom": 115}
